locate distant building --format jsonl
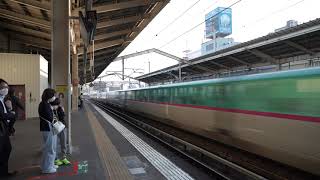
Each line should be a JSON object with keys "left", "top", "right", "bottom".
{"left": 201, "top": 7, "right": 238, "bottom": 55}
{"left": 201, "top": 37, "right": 239, "bottom": 55}
{"left": 275, "top": 20, "right": 298, "bottom": 32}
{"left": 205, "top": 7, "right": 232, "bottom": 39}
{"left": 187, "top": 7, "right": 239, "bottom": 57}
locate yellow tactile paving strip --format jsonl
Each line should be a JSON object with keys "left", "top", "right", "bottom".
{"left": 85, "top": 104, "right": 133, "bottom": 180}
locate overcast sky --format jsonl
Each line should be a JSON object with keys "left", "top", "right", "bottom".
{"left": 98, "top": 0, "right": 320, "bottom": 82}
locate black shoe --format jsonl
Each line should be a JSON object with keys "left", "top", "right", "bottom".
{"left": 0, "top": 171, "right": 18, "bottom": 177}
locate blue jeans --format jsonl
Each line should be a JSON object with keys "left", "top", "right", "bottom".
{"left": 41, "top": 130, "right": 57, "bottom": 172}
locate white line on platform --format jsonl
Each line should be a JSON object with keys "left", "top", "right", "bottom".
{"left": 92, "top": 104, "right": 194, "bottom": 180}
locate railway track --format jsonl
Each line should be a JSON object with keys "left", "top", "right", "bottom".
{"left": 90, "top": 99, "right": 268, "bottom": 180}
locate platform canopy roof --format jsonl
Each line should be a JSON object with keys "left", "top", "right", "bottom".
{"left": 136, "top": 18, "right": 320, "bottom": 84}
{"left": 0, "top": 0, "right": 169, "bottom": 83}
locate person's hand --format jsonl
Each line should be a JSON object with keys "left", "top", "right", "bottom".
{"left": 5, "top": 100, "right": 12, "bottom": 110}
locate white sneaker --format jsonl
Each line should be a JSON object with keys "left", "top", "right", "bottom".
{"left": 42, "top": 168, "right": 57, "bottom": 174}
{"left": 54, "top": 165, "right": 59, "bottom": 169}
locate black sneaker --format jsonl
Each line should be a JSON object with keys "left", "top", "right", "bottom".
{"left": 0, "top": 171, "right": 18, "bottom": 177}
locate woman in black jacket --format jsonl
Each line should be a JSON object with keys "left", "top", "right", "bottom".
{"left": 38, "top": 88, "right": 58, "bottom": 174}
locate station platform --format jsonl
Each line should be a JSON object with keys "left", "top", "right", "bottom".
{"left": 6, "top": 101, "right": 211, "bottom": 180}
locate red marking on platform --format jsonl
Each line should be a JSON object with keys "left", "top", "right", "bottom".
{"left": 26, "top": 162, "right": 79, "bottom": 180}
{"left": 18, "top": 165, "right": 40, "bottom": 172}
{"left": 73, "top": 161, "right": 79, "bottom": 174}
{"left": 127, "top": 100, "right": 320, "bottom": 123}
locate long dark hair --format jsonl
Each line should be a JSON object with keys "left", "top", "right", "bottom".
{"left": 41, "top": 88, "right": 56, "bottom": 102}
{"left": 0, "top": 79, "right": 8, "bottom": 86}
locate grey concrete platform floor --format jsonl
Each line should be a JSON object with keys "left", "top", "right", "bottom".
{"left": 5, "top": 107, "right": 106, "bottom": 180}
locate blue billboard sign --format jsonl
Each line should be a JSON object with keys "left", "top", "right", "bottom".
{"left": 205, "top": 7, "right": 232, "bottom": 38}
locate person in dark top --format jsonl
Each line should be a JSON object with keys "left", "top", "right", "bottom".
{"left": 50, "top": 98, "right": 70, "bottom": 166}
{"left": 4, "top": 88, "right": 24, "bottom": 135}
{"left": 0, "top": 79, "right": 17, "bottom": 178}
{"left": 78, "top": 93, "right": 83, "bottom": 108}
{"left": 38, "top": 88, "right": 58, "bottom": 174}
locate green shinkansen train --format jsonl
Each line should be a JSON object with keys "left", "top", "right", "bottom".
{"left": 104, "top": 67, "right": 320, "bottom": 175}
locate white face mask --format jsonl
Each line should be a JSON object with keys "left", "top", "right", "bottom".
{"left": 49, "top": 96, "right": 56, "bottom": 102}
{"left": 0, "top": 88, "right": 8, "bottom": 96}
{"left": 53, "top": 105, "right": 58, "bottom": 110}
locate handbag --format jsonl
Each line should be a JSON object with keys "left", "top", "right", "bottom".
{"left": 40, "top": 113, "right": 65, "bottom": 135}
{"left": 52, "top": 120, "right": 65, "bottom": 135}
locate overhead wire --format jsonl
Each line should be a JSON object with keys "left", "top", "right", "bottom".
{"left": 241, "top": 0, "right": 306, "bottom": 29}
{"left": 200, "top": 0, "right": 220, "bottom": 14}
{"left": 155, "top": 0, "right": 201, "bottom": 37}
{"left": 158, "top": 0, "right": 243, "bottom": 49}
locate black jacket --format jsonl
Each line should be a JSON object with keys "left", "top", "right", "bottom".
{"left": 0, "top": 101, "right": 15, "bottom": 136}
{"left": 53, "top": 106, "right": 67, "bottom": 127}
{"left": 38, "top": 101, "right": 53, "bottom": 131}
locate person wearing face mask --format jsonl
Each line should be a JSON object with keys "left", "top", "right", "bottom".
{"left": 38, "top": 88, "right": 58, "bottom": 174}
{"left": 50, "top": 98, "right": 70, "bottom": 166}
{"left": 0, "top": 79, "right": 18, "bottom": 178}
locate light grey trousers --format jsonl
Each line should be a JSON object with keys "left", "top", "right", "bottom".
{"left": 41, "top": 131, "right": 57, "bottom": 172}
{"left": 57, "top": 128, "right": 67, "bottom": 159}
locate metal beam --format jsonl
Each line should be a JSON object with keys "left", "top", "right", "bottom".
{"left": 228, "top": 56, "right": 251, "bottom": 66}
{"left": 73, "top": 0, "right": 158, "bottom": 15}
{"left": 153, "top": 48, "right": 186, "bottom": 63}
{"left": 113, "top": 48, "right": 186, "bottom": 63}
{"left": 79, "top": 55, "right": 114, "bottom": 66}
{"left": 79, "top": 60, "right": 110, "bottom": 67}
{"left": 94, "top": 0, "right": 149, "bottom": 13}
{"left": 94, "top": 39, "right": 125, "bottom": 52}
{"left": 79, "top": 48, "right": 116, "bottom": 59}
{"left": 8, "top": 0, "right": 51, "bottom": 11}
{"left": 208, "top": 61, "right": 231, "bottom": 69}
{"left": 11, "top": 33, "right": 51, "bottom": 49}
{"left": 126, "top": 0, "right": 169, "bottom": 39}
{"left": 247, "top": 49, "right": 277, "bottom": 64}
{"left": 97, "top": 16, "right": 141, "bottom": 29}
{"left": 0, "top": 8, "right": 50, "bottom": 29}
{"left": 167, "top": 71, "right": 178, "bottom": 79}
{"left": 184, "top": 66, "right": 203, "bottom": 74}
{"left": 193, "top": 65, "right": 216, "bottom": 73}
{"left": 95, "top": 29, "right": 131, "bottom": 41}
{"left": 78, "top": 39, "right": 124, "bottom": 55}
{"left": 284, "top": 40, "right": 315, "bottom": 55}
{"left": 1, "top": 23, "right": 50, "bottom": 39}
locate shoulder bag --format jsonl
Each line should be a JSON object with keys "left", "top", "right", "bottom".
{"left": 40, "top": 113, "right": 65, "bottom": 135}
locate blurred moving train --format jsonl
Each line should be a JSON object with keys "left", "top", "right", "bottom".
{"left": 100, "top": 67, "right": 320, "bottom": 175}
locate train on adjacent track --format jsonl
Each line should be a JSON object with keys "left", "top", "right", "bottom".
{"left": 98, "top": 67, "right": 320, "bottom": 175}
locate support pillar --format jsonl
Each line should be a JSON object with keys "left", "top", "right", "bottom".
{"left": 122, "top": 58, "right": 125, "bottom": 80}
{"left": 179, "top": 62, "right": 181, "bottom": 82}
{"left": 72, "top": 53, "right": 79, "bottom": 111}
{"left": 51, "top": 0, "right": 71, "bottom": 153}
